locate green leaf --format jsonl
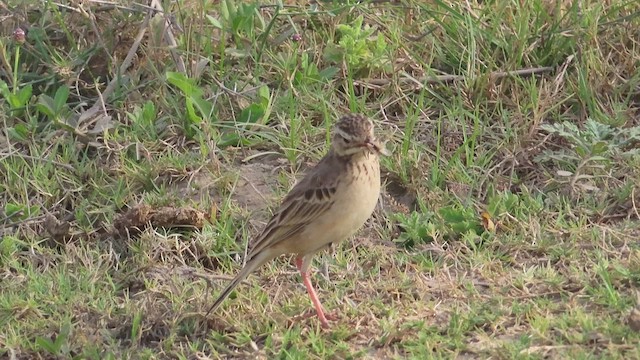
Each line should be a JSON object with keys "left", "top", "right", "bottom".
{"left": 439, "top": 206, "right": 468, "bottom": 223}
{"left": 487, "top": 191, "right": 519, "bottom": 216}
{"left": 185, "top": 98, "right": 201, "bottom": 124}
{"left": 166, "top": 72, "right": 201, "bottom": 98}
{"left": 319, "top": 66, "right": 338, "bottom": 81}
{"left": 131, "top": 311, "right": 143, "bottom": 342}
{"left": 193, "top": 98, "right": 214, "bottom": 122}
{"left": 587, "top": 155, "right": 608, "bottom": 162}
{"left": 230, "top": 3, "right": 257, "bottom": 35}
{"left": 392, "top": 211, "right": 437, "bottom": 248}
{"left": 449, "top": 220, "right": 477, "bottom": 235}
{"left": 7, "top": 94, "right": 21, "bottom": 110}
{"left": 218, "top": 132, "right": 241, "bottom": 147}
{"left": 16, "top": 84, "right": 33, "bottom": 107}
{"left": 36, "top": 336, "right": 59, "bottom": 354}
{"left": 323, "top": 44, "right": 344, "bottom": 64}
{"left": 141, "top": 101, "right": 156, "bottom": 124}
{"left": 53, "top": 321, "right": 71, "bottom": 354}
{"left": 221, "top": 0, "right": 235, "bottom": 22}
{"left": 28, "top": 205, "right": 40, "bottom": 217}
{"left": 224, "top": 47, "right": 250, "bottom": 58}
{"left": 0, "top": 80, "right": 10, "bottom": 99}
{"left": 438, "top": 205, "right": 483, "bottom": 236}
{"left": 206, "top": 15, "right": 223, "bottom": 29}
{"left": 0, "top": 236, "right": 18, "bottom": 258}
{"left": 166, "top": 72, "right": 213, "bottom": 123}
{"left": 4, "top": 203, "right": 24, "bottom": 218}
{"left": 53, "top": 85, "right": 70, "bottom": 112}
{"left": 257, "top": 85, "right": 270, "bottom": 103}
{"left": 591, "top": 141, "right": 609, "bottom": 155}
{"left": 8, "top": 124, "right": 29, "bottom": 141}
{"left": 238, "top": 103, "right": 265, "bottom": 124}
{"left": 36, "top": 94, "right": 56, "bottom": 118}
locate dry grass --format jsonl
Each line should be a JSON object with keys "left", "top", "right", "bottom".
{"left": 1, "top": 0, "right": 640, "bottom": 358}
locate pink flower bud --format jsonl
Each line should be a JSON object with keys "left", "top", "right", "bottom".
{"left": 13, "top": 28, "right": 25, "bottom": 44}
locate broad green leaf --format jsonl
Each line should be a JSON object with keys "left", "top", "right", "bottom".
{"left": 141, "top": 101, "right": 156, "bottom": 124}
{"left": 257, "top": 85, "right": 270, "bottom": 102}
{"left": 16, "top": 84, "right": 33, "bottom": 106}
{"left": 206, "top": 15, "right": 223, "bottom": 29}
{"left": 4, "top": 203, "right": 24, "bottom": 218}
{"left": 319, "top": 66, "right": 339, "bottom": 80}
{"left": 7, "top": 124, "right": 28, "bottom": 141}
{"left": 53, "top": 85, "right": 70, "bottom": 112}
{"left": 238, "top": 103, "right": 265, "bottom": 124}
{"left": 166, "top": 72, "right": 213, "bottom": 123}
{"left": 36, "top": 94, "right": 56, "bottom": 118}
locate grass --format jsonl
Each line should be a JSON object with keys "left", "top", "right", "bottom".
{"left": 1, "top": 0, "right": 640, "bottom": 358}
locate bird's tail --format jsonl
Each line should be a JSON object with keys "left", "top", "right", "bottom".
{"left": 205, "top": 249, "right": 275, "bottom": 317}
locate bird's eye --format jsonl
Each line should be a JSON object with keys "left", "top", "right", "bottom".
{"left": 342, "top": 136, "right": 350, "bottom": 144}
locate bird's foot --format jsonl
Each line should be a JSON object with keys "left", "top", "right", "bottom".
{"left": 292, "top": 309, "right": 339, "bottom": 328}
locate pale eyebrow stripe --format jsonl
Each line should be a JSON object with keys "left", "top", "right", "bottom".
{"left": 334, "top": 127, "right": 351, "bottom": 139}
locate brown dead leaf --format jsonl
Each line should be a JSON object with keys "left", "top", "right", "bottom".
{"left": 481, "top": 211, "right": 496, "bottom": 232}
{"left": 113, "top": 204, "right": 207, "bottom": 236}
{"left": 44, "top": 213, "right": 71, "bottom": 242}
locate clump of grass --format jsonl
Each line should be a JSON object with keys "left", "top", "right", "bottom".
{"left": 1, "top": 0, "right": 640, "bottom": 358}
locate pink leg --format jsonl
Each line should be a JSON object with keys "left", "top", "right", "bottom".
{"left": 295, "top": 256, "right": 329, "bottom": 328}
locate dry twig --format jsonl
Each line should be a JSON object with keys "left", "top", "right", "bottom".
{"left": 354, "top": 66, "right": 555, "bottom": 90}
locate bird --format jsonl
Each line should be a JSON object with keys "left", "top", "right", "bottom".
{"left": 206, "top": 113, "right": 389, "bottom": 328}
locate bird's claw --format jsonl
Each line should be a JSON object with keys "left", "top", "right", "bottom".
{"left": 292, "top": 309, "right": 339, "bottom": 329}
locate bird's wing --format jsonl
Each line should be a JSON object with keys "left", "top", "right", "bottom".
{"left": 246, "top": 157, "right": 342, "bottom": 258}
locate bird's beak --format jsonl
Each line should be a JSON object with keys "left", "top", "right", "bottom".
{"left": 364, "top": 138, "right": 390, "bottom": 156}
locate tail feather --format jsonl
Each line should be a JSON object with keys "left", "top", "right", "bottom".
{"left": 205, "top": 250, "right": 275, "bottom": 317}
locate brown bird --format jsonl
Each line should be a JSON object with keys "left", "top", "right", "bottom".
{"left": 206, "top": 113, "right": 389, "bottom": 328}
{"left": 628, "top": 291, "right": 640, "bottom": 332}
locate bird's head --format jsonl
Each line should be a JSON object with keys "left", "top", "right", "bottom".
{"left": 332, "top": 113, "right": 389, "bottom": 157}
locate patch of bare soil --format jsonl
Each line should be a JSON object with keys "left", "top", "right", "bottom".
{"left": 231, "top": 160, "right": 287, "bottom": 216}
{"left": 179, "top": 152, "right": 290, "bottom": 216}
